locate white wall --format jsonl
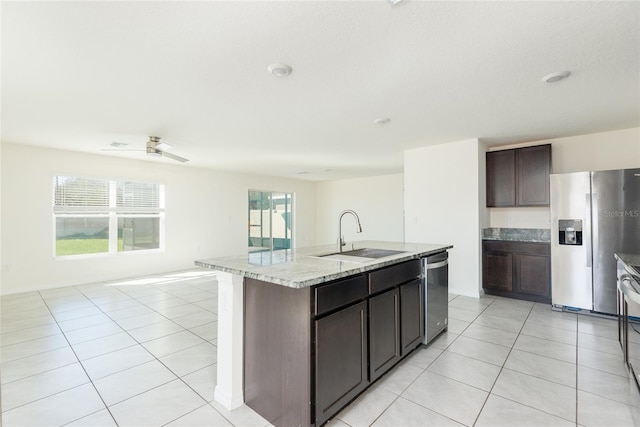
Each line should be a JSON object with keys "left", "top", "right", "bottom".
{"left": 1, "top": 144, "right": 317, "bottom": 295}
{"left": 315, "top": 174, "right": 404, "bottom": 246}
{"left": 404, "top": 139, "right": 488, "bottom": 298}
{"left": 489, "top": 127, "right": 640, "bottom": 228}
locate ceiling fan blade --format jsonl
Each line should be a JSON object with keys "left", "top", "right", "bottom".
{"left": 160, "top": 151, "right": 189, "bottom": 163}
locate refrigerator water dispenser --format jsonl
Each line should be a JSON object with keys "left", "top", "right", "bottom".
{"left": 558, "top": 219, "right": 583, "bottom": 245}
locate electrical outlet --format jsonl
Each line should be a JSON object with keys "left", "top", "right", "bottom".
{"left": 508, "top": 216, "right": 514, "bottom": 225}
{"left": 1, "top": 264, "right": 8, "bottom": 272}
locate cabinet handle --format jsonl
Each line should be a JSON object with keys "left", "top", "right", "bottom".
{"left": 592, "top": 193, "right": 600, "bottom": 268}
{"left": 586, "top": 193, "right": 592, "bottom": 267}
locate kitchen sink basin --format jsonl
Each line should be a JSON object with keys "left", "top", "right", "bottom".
{"left": 316, "top": 248, "right": 407, "bottom": 263}
{"left": 333, "top": 248, "right": 406, "bottom": 258}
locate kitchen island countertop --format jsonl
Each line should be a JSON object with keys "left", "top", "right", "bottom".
{"left": 615, "top": 253, "right": 640, "bottom": 269}
{"left": 195, "top": 240, "right": 452, "bottom": 289}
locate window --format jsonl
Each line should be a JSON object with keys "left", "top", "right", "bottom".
{"left": 248, "top": 190, "right": 293, "bottom": 252}
{"left": 53, "top": 176, "right": 164, "bottom": 257}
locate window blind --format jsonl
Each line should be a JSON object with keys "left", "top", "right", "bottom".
{"left": 53, "top": 176, "right": 109, "bottom": 214}
{"left": 117, "top": 181, "right": 164, "bottom": 213}
{"left": 53, "top": 177, "right": 164, "bottom": 214}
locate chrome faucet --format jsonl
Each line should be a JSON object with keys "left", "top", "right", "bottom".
{"left": 338, "top": 209, "right": 363, "bottom": 252}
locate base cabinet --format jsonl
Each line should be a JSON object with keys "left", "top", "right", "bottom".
{"left": 315, "top": 301, "right": 368, "bottom": 427}
{"left": 400, "top": 279, "right": 424, "bottom": 353}
{"left": 482, "top": 240, "right": 550, "bottom": 303}
{"left": 483, "top": 252, "right": 513, "bottom": 292}
{"left": 369, "top": 289, "right": 400, "bottom": 381}
{"left": 244, "top": 258, "right": 428, "bottom": 427}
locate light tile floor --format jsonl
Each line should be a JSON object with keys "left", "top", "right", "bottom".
{"left": 2, "top": 270, "right": 640, "bottom": 426}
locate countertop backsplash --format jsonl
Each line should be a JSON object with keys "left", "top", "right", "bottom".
{"left": 483, "top": 227, "right": 550, "bottom": 243}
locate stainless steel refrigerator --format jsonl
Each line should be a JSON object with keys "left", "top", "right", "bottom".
{"left": 551, "top": 168, "right": 640, "bottom": 315}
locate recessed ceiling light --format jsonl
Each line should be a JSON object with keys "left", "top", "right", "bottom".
{"left": 296, "top": 171, "right": 309, "bottom": 175}
{"left": 268, "top": 63, "right": 292, "bottom": 78}
{"left": 387, "top": 0, "right": 403, "bottom": 5}
{"left": 374, "top": 118, "right": 391, "bottom": 125}
{"left": 110, "top": 141, "right": 128, "bottom": 147}
{"left": 541, "top": 71, "right": 571, "bottom": 83}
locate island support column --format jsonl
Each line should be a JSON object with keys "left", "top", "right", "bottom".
{"left": 214, "top": 271, "right": 244, "bottom": 409}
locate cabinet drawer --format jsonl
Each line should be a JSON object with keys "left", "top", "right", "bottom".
{"left": 369, "top": 259, "right": 421, "bottom": 295}
{"left": 483, "top": 240, "right": 549, "bottom": 256}
{"left": 315, "top": 275, "right": 367, "bottom": 316}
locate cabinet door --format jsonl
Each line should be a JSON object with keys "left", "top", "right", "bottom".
{"left": 315, "top": 301, "right": 368, "bottom": 426}
{"left": 486, "top": 149, "right": 516, "bottom": 207}
{"left": 515, "top": 253, "right": 550, "bottom": 297}
{"left": 517, "top": 144, "right": 551, "bottom": 206}
{"left": 483, "top": 251, "right": 513, "bottom": 292}
{"left": 369, "top": 289, "right": 401, "bottom": 381}
{"left": 400, "top": 279, "right": 424, "bottom": 354}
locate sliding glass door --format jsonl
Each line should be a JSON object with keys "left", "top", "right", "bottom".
{"left": 248, "top": 190, "right": 293, "bottom": 252}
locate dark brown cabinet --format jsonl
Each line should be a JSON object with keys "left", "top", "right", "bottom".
{"left": 400, "top": 279, "right": 424, "bottom": 354}
{"left": 486, "top": 149, "right": 516, "bottom": 207}
{"left": 486, "top": 144, "right": 551, "bottom": 207}
{"left": 368, "top": 260, "right": 423, "bottom": 381}
{"left": 315, "top": 301, "right": 368, "bottom": 427}
{"left": 483, "top": 251, "right": 513, "bottom": 292}
{"left": 243, "top": 258, "right": 429, "bottom": 427}
{"left": 482, "top": 240, "right": 550, "bottom": 303}
{"left": 517, "top": 145, "right": 551, "bottom": 206}
{"left": 369, "top": 289, "right": 400, "bottom": 381}
{"left": 516, "top": 253, "right": 551, "bottom": 297}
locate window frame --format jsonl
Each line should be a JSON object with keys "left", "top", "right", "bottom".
{"left": 52, "top": 175, "right": 165, "bottom": 259}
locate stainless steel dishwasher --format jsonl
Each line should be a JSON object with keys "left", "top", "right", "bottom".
{"left": 423, "top": 251, "right": 449, "bottom": 344}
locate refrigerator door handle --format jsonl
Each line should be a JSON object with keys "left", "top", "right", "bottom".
{"left": 586, "top": 193, "right": 592, "bottom": 267}
{"left": 592, "top": 193, "right": 599, "bottom": 268}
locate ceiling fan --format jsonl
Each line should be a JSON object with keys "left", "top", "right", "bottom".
{"left": 102, "top": 136, "right": 189, "bottom": 163}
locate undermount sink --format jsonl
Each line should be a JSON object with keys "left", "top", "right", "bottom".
{"left": 316, "top": 248, "right": 408, "bottom": 263}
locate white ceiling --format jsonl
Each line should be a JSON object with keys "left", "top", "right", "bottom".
{"left": 2, "top": 1, "right": 639, "bottom": 181}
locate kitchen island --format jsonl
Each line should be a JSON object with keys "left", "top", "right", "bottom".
{"left": 195, "top": 240, "right": 451, "bottom": 427}
{"left": 615, "top": 253, "right": 640, "bottom": 393}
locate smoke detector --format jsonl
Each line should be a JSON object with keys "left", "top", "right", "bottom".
{"left": 268, "top": 63, "right": 293, "bottom": 78}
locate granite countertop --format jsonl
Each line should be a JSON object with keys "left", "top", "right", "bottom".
{"left": 483, "top": 228, "right": 550, "bottom": 243}
{"left": 195, "top": 240, "right": 452, "bottom": 289}
{"left": 615, "top": 253, "right": 640, "bottom": 269}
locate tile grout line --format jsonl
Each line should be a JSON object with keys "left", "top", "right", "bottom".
{"left": 1, "top": 273, "right": 216, "bottom": 426}
{"left": 470, "top": 299, "right": 566, "bottom": 426}
{"left": 34, "top": 288, "right": 119, "bottom": 426}
{"left": 1, "top": 271, "right": 227, "bottom": 426}
{"left": 73, "top": 275, "right": 233, "bottom": 426}
{"left": 384, "top": 294, "right": 499, "bottom": 426}
{"left": 357, "top": 295, "right": 473, "bottom": 427}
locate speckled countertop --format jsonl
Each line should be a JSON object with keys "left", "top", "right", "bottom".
{"left": 616, "top": 253, "right": 640, "bottom": 268}
{"left": 195, "top": 240, "right": 452, "bottom": 289}
{"left": 483, "top": 228, "right": 550, "bottom": 243}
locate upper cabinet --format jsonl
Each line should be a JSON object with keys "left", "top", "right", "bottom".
{"left": 486, "top": 144, "right": 551, "bottom": 207}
